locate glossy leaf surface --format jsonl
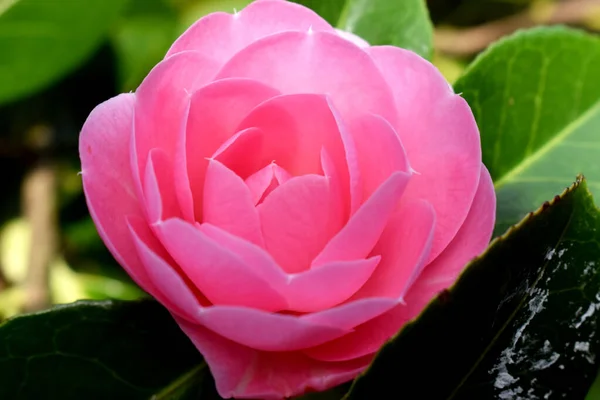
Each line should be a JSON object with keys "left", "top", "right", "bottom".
{"left": 454, "top": 27, "right": 600, "bottom": 235}
{"left": 293, "top": 0, "right": 433, "bottom": 58}
{"left": 345, "top": 177, "right": 600, "bottom": 399}
{"left": 0, "top": 300, "right": 220, "bottom": 400}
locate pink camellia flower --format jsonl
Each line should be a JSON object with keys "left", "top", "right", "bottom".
{"left": 79, "top": 0, "right": 496, "bottom": 398}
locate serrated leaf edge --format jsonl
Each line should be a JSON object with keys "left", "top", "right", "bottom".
{"left": 342, "top": 175, "right": 591, "bottom": 399}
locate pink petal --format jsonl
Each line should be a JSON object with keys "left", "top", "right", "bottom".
{"left": 174, "top": 317, "right": 369, "bottom": 399}
{"left": 151, "top": 221, "right": 401, "bottom": 351}
{"left": 235, "top": 93, "right": 360, "bottom": 217}
{"left": 201, "top": 296, "right": 398, "bottom": 354}
{"left": 303, "top": 305, "right": 405, "bottom": 362}
{"left": 312, "top": 171, "right": 411, "bottom": 267}
{"left": 124, "top": 215, "right": 401, "bottom": 357}
{"left": 194, "top": 306, "right": 350, "bottom": 352}
{"left": 198, "top": 224, "right": 397, "bottom": 321}
{"left": 244, "top": 163, "right": 292, "bottom": 205}
{"left": 368, "top": 46, "right": 482, "bottom": 262}
{"left": 350, "top": 200, "right": 435, "bottom": 301}
{"left": 166, "top": 0, "right": 334, "bottom": 64}
{"left": 143, "top": 148, "right": 180, "bottom": 223}
{"left": 156, "top": 218, "right": 287, "bottom": 311}
{"left": 257, "top": 174, "right": 334, "bottom": 273}
{"left": 320, "top": 148, "right": 345, "bottom": 239}
{"left": 180, "top": 78, "right": 280, "bottom": 220}
{"left": 272, "top": 163, "right": 292, "bottom": 183}
{"left": 216, "top": 31, "right": 397, "bottom": 127}
{"left": 79, "top": 93, "right": 151, "bottom": 289}
{"left": 335, "top": 28, "right": 370, "bottom": 48}
{"left": 212, "top": 127, "right": 264, "bottom": 177}
{"left": 203, "top": 159, "right": 264, "bottom": 247}
{"left": 285, "top": 256, "right": 381, "bottom": 313}
{"left": 127, "top": 215, "right": 206, "bottom": 322}
{"left": 402, "top": 164, "right": 496, "bottom": 315}
{"left": 349, "top": 113, "right": 410, "bottom": 201}
{"left": 303, "top": 296, "right": 414, "bottom": 362}
{"left": 327, "top": 99, "right": 362, "bottom": 215}
{"left": 305, "top": 166, "right": 495, "bottom": 362}
{"left": 303, "top": 296, "right": 399, "bottom": 330}
{"left": 197, "top": 222, "right": 285, "bottom": 281}
{"left": 132, "top": 51, "right": 220, "bottom": 209}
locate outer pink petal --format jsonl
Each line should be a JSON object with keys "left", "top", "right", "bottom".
{"left": 303, "top": 305, "right": 401, "bottom": 362}
{"left": 302, "top": 297, "right": 399, "bottom": 332}
{"left": 127, "top": 215, "right": 206, "bottom": 323}
{"left": 132, "top": 51, "right": 220, "bottom": 206}
{"left": 236, "top": 93, "right": 360, "bottom": 217}
{"left": 203, "top": 159, "right": 264, "bottom": 247}
{"left": 156, "top": 218, "right": 288, "bottom": 311}
{"left": 285, "top": 257, "right": 380, "bottom": 313}
{"left": 369, "top": 46, "right": 481, "bottom": 263}
{"left": 350, "top": 200, "right": 435, "bottom": 301}
{"left": 216, "top": 31, "right": 397, "bottom": 127}
{"left": 402, "top": 165, "right": 496, "bottom": 316}
{"left": 312, "top": 171, "right": 411, "bottom": 267}
{"left": 194, "top": 306, "right": 351, "bottom": 352}
{"left": 166, "top": 0, "right": 334, "bottom": 64}
{"left": 79, "top": 93, "right": 151, "bottom": 289}
{"left": 305, "top": 166, "right": 495, "bottom": 362}
{"left": 349, "top": 113, "right": 410, "bottom": 201}
{"left": 257, "top": 174, "right": 333, "bottom": 273}
{"left": 125, "top": 219, "right": 371, "bottom": 353}
{"left": 143, "top": 148, "right": 180, "bottom": 223}
{"left": 181, "top": 78, "right": 280, "bottom": 220}
{"left": 197, "top": 292, "right": 399, "bottom": 353}
{"left": 175, "top": 317, "right": 369, "bottom": 399}
{"left": 148, "top": 220, "right": 402, "bottom": 350}
{"left": 335, "top": 28, "right": 370, "bottom": 48}
{"left": 198, "top": 224, "right": 397, "bottom": 319}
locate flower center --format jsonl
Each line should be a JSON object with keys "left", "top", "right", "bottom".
{"left": 244, "top": 162, "right": 292, "bottom": 205}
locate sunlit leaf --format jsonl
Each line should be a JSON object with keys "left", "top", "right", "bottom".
{"left": 454, "top": 27, "right": 600, "bottom": 235}
{"left": 293, "top": 0, "right": 433, "bottom": 58}
{"left": 0, "top": 0, "right": 129, "bottom": 104}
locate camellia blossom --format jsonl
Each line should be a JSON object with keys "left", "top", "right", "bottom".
{"left": 79, "top": 0, "right": 496, "bottom": 398}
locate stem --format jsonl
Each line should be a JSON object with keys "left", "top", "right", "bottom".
{"left": 149, "top": 363, "right": 208, "bottom": 400}
{"left": 22, "top": 158, "right": 57, "bottom": 312}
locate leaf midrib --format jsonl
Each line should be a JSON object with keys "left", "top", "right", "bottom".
{"left": 335, "top": 0, "right": 354, "bottom": 31}
{"left": 494, "top": 99, "right": 600, "bottom": 190}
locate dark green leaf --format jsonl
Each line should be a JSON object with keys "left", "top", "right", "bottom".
{"left": 0, "top": 299, "right": 221, "bottom": 400}
{"left": 0, "top": 0, "right": 128, "bottom": 104}
{"left": 110, "top": 0, "right": 179, "bottom": 91}
{"left": 345, "top": 177, "right": 600, "bottom": 399}
{"left": 293, "top": 0, "right": 433, "bottom": 58}
{"left": 176, "top": 0, "right": 252, "bottom": 31}
{"left": 453, "top": 26, "right": 600, "bottom": 235}
{"left": 587, "top": 371, "right": 600, "bottom": 400}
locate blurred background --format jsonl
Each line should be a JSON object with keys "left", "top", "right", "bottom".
{"left": 0, "top": 0, "right": 599, "bottom": 319}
